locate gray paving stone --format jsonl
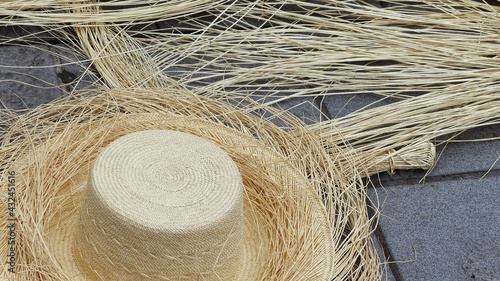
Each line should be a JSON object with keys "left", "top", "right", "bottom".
{"left": 51, "top": 47, "right": 98, "bottom": 93}
{"left": 368, "top": 176, "right": 500, "bottom": 281}
{"left": 0, "top": 45, "right": 62, "bottom": 110}
{"left": 322, "top": 93, "right": 399, "bottom": 119}
{"left": 430, "top": 125, "right": 500, "bottom": 176}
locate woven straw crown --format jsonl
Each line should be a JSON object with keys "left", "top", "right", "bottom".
{"left": 74, "top": 130, "right": 244, "bottom": 280}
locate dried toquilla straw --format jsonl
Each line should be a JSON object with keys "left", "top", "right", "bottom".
{"left": 0, "top": 88, "right": 381, "bottom": 280}
{"left": 7, "top": 2, "right": 490, "bottom": 280}
{"left": 0, "top": 0, "right": 223, "bottom": 26}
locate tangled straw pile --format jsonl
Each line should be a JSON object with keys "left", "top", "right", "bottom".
{"left": 1, "top": 0, "right": 500, "bottom": 280}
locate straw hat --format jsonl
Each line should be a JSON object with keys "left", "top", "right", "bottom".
{"left": 7, "top": 112, "right": 336, "bottom": 280}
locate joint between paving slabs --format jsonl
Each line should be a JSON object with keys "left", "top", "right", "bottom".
{"left": 314, "top": 96, "right": 404, "bottom": 280}
{"left": 370, "top": 169, "right": 500, "bottom": 189}
{"left": 367, "top": 198, "right": 405, "bottom": 281}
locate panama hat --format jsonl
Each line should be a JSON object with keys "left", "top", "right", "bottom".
{"left": 1, "top": 89, "right": 382, "bottom": 280}
{"left": 5, "top": 112, "right": 335, "bottom": 280}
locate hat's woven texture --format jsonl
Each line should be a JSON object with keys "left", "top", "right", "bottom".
{"left": 0, "top": 88, "right": 379, "bottom": 280}
{"left": 75, "top": 130, "right": 244, "bottom": 280}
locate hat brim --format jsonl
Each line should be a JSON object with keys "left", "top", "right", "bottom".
{"left": 16, "top": 113, "right": 334, "bottom": 280}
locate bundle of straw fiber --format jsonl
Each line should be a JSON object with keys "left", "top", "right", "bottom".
{"left": 0, "top": 0, "right": 500, "bottom": 280}
{"left": 0, "top": 0, "right": 223, "bottom": 26}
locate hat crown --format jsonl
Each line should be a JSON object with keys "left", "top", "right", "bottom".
{"left": 73, "top": 130, "right": 244, "bottom": 280}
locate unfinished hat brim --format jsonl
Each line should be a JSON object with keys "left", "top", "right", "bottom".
{"left": 12, "top": 113, "right": 334, "bottom": 280}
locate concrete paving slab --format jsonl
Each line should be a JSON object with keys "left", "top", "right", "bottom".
{"left": 368, "top": 176, "right": 500, "bottom": 281}
{"left": 51, "top": 47, "right": 98, "bottom": 93}
{"left": 0, "top": 44, "right": 62, "bottom": 110}
{"left": 430, "top": 125, "right": 500, "bottom": 176}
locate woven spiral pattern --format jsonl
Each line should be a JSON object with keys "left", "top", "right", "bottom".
{"left": 74, "top": 130, "right": 244, "bottom": 280}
